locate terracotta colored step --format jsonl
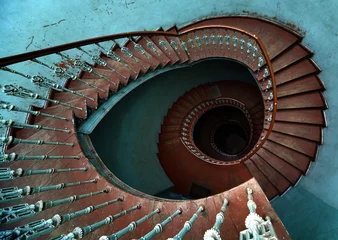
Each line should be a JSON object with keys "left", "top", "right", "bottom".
{"left": 111, "top": 47, "right": 145, "bottom": 75}
{"left": 202, "top": 83, "right": 222, "bottom": 99}
{"left": 277, "top": 74, "right": 325, "bottom": 98}
{"left": 276, "top": 109, "right": 326, "bottom": 126}
{"left": 102, "top": 55, "right": 140, "bottom": 80}
{"left": 256, "top": 148, "right": 302, "bottom": 185}
{"left": 137, "top": 36, "right": 171, "bottom": 67}
{"left": 162, "top": 117, "right": 182, "bottom": 126}
{"left": 277, "top": 92, "right": 326, "bottom": 109}
{"left": 167, "top": 109, "right": 185, "bottom": 119}
{"left": 263, "top": 140, "right": 311, "bottom": 173}
{"left": 271, "top": 43, "right": 312, "bottom": 72}
{"left": 274, "top": 58, "right": 320, "bottom": 85}
{"left": 178, "top": 16, "right": 300, "bottom": 61}
{"left": 176, "top": 98, "right": 195, "bottom": 110}
{"left": 95, "top": 55, "right": 132, "bottom": 85}
{"left": 244, "top": 160, "right": 278, "bottom": 200}
{"left": 182, "top": 92, "right": 200, "bottom": 106}
{"left": 126, "top": 39, "right": 161, "bottom": 71}
{"left": 165, "top": 35, "right": 190, "bottom": 63}
{"left": 194, "top": 86, "right": 208, "bottom": 100}
{"left": 193, "top": 29, "right": 213, "bottom": 59}
{"left": 157, "top": 138, "right": 181, "bottom": 152}
{"left": 179, "top": 33, "right": 201, "bottom": 62}
{"left": 67, "top": 77, "right": 110, "bottom": 99}
{"left": 53, "top": 89, "right": 99, "bottom": 109}
{"left": 81, "top": 71, "right": 121, "bottom": 93}
{"left": 170, "top": 103, "right": 190, "bottom": 115}
{"left": 151, "top": 34, "right": 181, "bottom": 65}
{"left": 189, "top": 88, "right": 204, "bottom": 103}
{"left": 46, "top": 98, "right": 87, "bottom": 119}
{"left": 250, "top": 154, "right": 291, "bottom": 194}
{"left": 161, "top": 125, "right": 180, "bottom": 133}
{"left": 268, "top": 131, "right": 318, "bottom": 157}
{"left": 271, "top": 121, "right": 322, "bottom": 143}
{"left": 159, "top": 132, "right": 180, "bottom": 142}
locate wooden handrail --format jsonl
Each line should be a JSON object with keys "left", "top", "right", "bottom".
{"left": 0, "top": 26, "right": 277, "bottom": 163}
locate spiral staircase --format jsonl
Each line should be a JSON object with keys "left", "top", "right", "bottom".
{"left": 0, "top": 16, "right": 326, "bottom": 239}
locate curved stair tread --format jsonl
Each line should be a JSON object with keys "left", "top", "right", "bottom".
{"left": 268, "top": 131, "right": 318, "bottom": 157}
{"left": 102, "top": 55, "right": 140, "bottom": 80}
{"left": 256, "top": 148, "right": 302, "bottom": 185}
{"left": 270, "top": 121, "right": 322, "bottom": 143}
{"left": 53, "top": 89, "right": 99, "bottom": 109}
{"left": 276, "top": 74, "right": 325, "bottom": 97}
{"left": 244, "top": 159, "right": 279, "bottom": 199}
{"left": 277, "top": 91, "right": 327, "bottom": 109}
{"left": 47, "top": 98, "right": 87, "bottom": 119}
{"left": 262, "top": 140, "right": 311, "bottom": 173}
{"left": 250, "top": 154, "right": 291, "bottom": 194}
{"left": 151, "top": 34, "right": 181, "bottom": 64}
{"left": 274, "top": 58, "right": 320, "bottom": 85}
{"left": 275, "top": 109, "right": 326, "bottom": 126}
{"left": 161, "top": 124, "right": 181, "bottom": 133}
{"left": 67, "top": 78, "right": 110, "bottom": 99}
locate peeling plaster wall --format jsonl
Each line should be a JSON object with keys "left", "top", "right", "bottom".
{"left": 1, "top": 0, "right": 338, "bottom": 238}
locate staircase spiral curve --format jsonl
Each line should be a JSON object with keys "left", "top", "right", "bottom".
{"left": 0, "top": 16, "right": 326, "bottom": 239}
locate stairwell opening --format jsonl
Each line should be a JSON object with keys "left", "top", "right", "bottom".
{"left": 88, "top": 59, "right": 265, "bottom": 200}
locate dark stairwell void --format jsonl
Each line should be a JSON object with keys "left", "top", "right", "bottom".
{"left": 90, "top": 59, "right": 262, "bottom": 199}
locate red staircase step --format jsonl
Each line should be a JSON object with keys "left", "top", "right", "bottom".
{"left": 268, "top": 131, "right": 318, "bottom": 157}
{"left": 151, "top": 34, "right": 181, "bottom": 64}
{"left": 244, "top": 159, "right": 279, "bottom": 200}
{"left": 161, "top": 125, "right": 180, "bottom": 133}
{"left": 167, "top": 109, "right": 186, "bottom": 119}
{"left": 163, "top": 117, "right": 182, "bottom": 126}
{"left": 263, "top": 140, "right": 311, "bottom": 173}
{"left": 138, "top": 36, "right": 171, "bottom": 67}
{"left": 159, "top": 132, "right": 180, "bottom": 142}
{"left": 250, "top": 154, "right": 291, "bottom": 194}
{"left": 102, "top": 55, "right": 139, "bottom": 80}
{"left": 68, "top": 77, "right": 110, "bottom": 99}
{"left": 275, "top": 58, "right": 320, "bottom": 85}
{"left": 277, "top": 92, "right": 326, "bottom": 109}
{"left": 276, "top": 74, "right": 325, "bottom": 97}
{"left": 53, "top": 89, "right": 99, "bottom": 109}
{"left": 182, "top": 92, "right": 200, "bottom": 106}
{"left": 179, "top": 32, "right": 201, "bottom": 63}
{"left": 46, "top": 98, "right": 87, "bottom": 119}
{"left": 256, "top": 148, "right": 302, "bottom": 185}
{"left": 194, "top": 86, "right": 208, "bottom": 100}
{"left": 271, "top": 121, "right": 322, "bottom": 143}
{"left": 276, "top": 109, "right": 326, "bottom": 126}
{"left": 271, "top": 43, "right": 312, "bottom": 72}
{"left": 112, "top": 47, "right": 145, "bottom": 75}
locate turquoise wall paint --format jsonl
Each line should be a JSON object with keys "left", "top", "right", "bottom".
{"left": 2, "top": 0, "right": 338, "bottom": 238}
{"left": 90, "top": 60, "right": 256, "bottom": 195}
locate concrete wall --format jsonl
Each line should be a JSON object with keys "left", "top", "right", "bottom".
{"left": 1, "top": 0, "right": 338, "bottom": 238}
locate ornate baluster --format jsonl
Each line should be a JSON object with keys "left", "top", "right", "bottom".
{"left": 202, "top": 34, "right": 211, "bottom": 54}
{"left": 105, "top": 48, "right": 138, "bottom": 74}
{"left": 76, "top": 47, "right": 127, "bottom": 79}
{"left": 59, "top": 204, "right": 140, "bottom": 240}
{"left": 0, "top": 118, "right": 71, "bottom": 133}
{"left": 57, "top": 53, "right": 117, "bottom": 86}
{"left": 210, "top": 33, "right": 216, "bottom": 51}
{"left": 0, "top": 167, "right": 86, "bottom": 182}
{"left": 146, "top": 39, "right": 161, "bottom": 57}
{"left": 2, "top": 84, "right": 83, "bottom": 111}
{"left": 169, "top": 205, "right": 204, "bottom": 240}
{"left": 263, "top": 67, "right": 269, "bottom": 80}
{"left": 232, "top": 33, "right": 238, "bottom": 58}
{"left": 0, "top": 189, "right": 107, "bottom": 224}
{"left": 0, "top": 152, "right": 80, "bottom": 163}
{"left": 139, "top": 208, "right": 182, "bottom": 240}
{"left": 0, "top": 179, "right": 97, "bottom": 203}
{"left": 217, "top": 30, "right": 224, "bottom": 56}
{"left": 1, "top": 136, "right": 74, "bottom": 147}
{"left": 204, "top": 199, "right": 228, "bottom": 240}
{"left": 267, "top": 92, "right": 273, "bottom": 101}
{"left": 30, "top": 58, "right": 105, "bottom": 92}
{"left": 158, "top": 39, "right": 172, "bottom": 56}
{"left": 224, "top": 32, "right": 231, "bottom": 57}
{"left": 101, "top": 208, "right": 160, "bottom": 240}
{"left": 239, "top": 188, "right": 278, "bottom": 240}
{"left": 4, "top": 198, "right": 122, "bottom": 239}
{"left": 0, "top": 101, "right": 67, "bottom": 121}
{"left": 2, "top": 66, "right": 95, "bottom": 101}
{"left": 121, "top": 47, "right": 147, "bottom": 70}
{"left": 179, "top": 40, "right": 190, "bottom": 56}
{"left": 187, "top": 38, "right": 197, "bottom": 55}
{"left": 169, "top": 39, "right": 180, "bottom": 55}
{"left": 131, "top": 41, "right": 156, "bottom": 65}
{"left": 240, "top": 35, "right": 245, "bottom": 59}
